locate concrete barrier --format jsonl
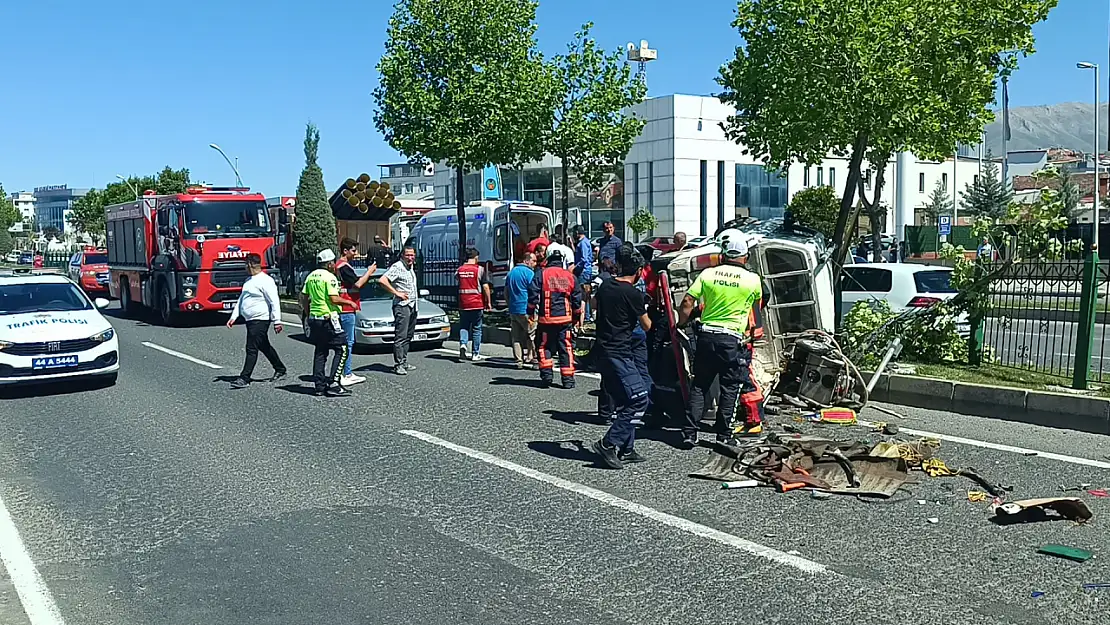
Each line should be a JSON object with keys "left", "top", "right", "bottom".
{"left": 1025, "top": 392, "right": 1110, "bottom": 435}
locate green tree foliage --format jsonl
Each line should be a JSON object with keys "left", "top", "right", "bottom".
{"left": 0, "top": 184, "right": 18, "bottom": 229}
{"left": 375, "top": 0, "right": 556, "bottom": 261}
{"left": 1055, "top": 166, "right": 1082, "bottom": 221}
{"left": 548, "top": 22, "right": 646, "bottom": 231}
{"left": 0, "top": 229, "right": 12, "bottom": 255}
{"left": 922, "top": 179, "right": 952, "bottom": 225}
{"left": 716, "top": 0, "right": 1056, "bottom": 264}
{"left": 292, "top": 123, "right": 335, "bottom": 265}
{"left": 68, "top": 168, "right": 191, "bottom": 242}
{"left": 961, "top": 156, "right": 1012, "bottom": 220}
{"left": 41, "top": 226, "right": 61, "bottom": 241}
{"left": 785, "top": 185, "right": 838, "bottom": 240}
{"left": 627, "top": 209, "right": 659, "bottom": 239}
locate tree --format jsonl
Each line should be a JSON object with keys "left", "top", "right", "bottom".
{"left": 548, "top": 22, "right": 646, "bottom": 235}
{"left": 1056, "top": 166, "right": 1082, "bottom": 221}
{"left": 627, "top": 209, "right": 659, "bottom": 240}
{"left": 716, "top": 0, "right": 1055, "bottom": 269}
{"left": 961, "top": 155, "right": 1012, "bottom": 220}
{"left": 69, "top": 189, "right": 106, "bottom": 242}
{"left": 375, "top": 0, "right": 556, "bottom": 262}
{"left": 0, "top": 184, "right": 18, "bottom": 230}
{"left": 785, "top": 185, "right": 838, "bottom": 240}
{"left": 922, "top": 179, "right": 952, "bottom": 225}
{"left": 292, "top": 123, "right": 335, "bottom": 266}
{"left": 42, "top": 226, "right": 61, "bottom": 241}
{"left": 0, "top": 229, "right": 12, "bottom": 256}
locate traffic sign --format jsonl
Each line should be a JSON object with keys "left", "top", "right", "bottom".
{"left": 938, "top": 215, "right": 952, "bottom": 236}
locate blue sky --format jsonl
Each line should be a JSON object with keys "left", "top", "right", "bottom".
{"left": 0, "top": 0, "right": 1104, "bottom": 197}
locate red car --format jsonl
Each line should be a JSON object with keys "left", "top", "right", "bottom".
{"left": 68, "top": 248, "right": 110, "bottom": 294}
{"left": 638, "top": 236, "right": 681, "bottom": 254}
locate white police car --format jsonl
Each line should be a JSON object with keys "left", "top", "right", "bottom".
{"left": 0, "top": 272, "right": 119, "bottom": 386}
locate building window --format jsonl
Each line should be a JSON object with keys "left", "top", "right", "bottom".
{"left": 405, "top": 183, "right": 414, "bottom": 194}
{"left": 647, "top": 162, "right": 654, "bottom": 214}
{"left": 419, "top": 183, "right": 428, "bottom": 193}
{"left": 829, "top": 168, "right": 836, "bottom": 189}
{"left": 717, "top": 161, "right": 726, "bottom": 229}
{"left": 941, "top": 173, "right": 947, "bottom": 187}
{"left": 864, "top": 169, "right": 872, "bottom": 190}
{"left": 817, "top": 167, "right": 824, "bottom": 186}
{"left": 973, "top": 174, "right": 979, "bottom": 186}
{"left": 735, "top": 164, "right": 789, "bottom": 221}
{"left": 631, "top": 163, "right": 639, "bottom": 209}
{"left": 918, "top": 173, "right": 925, "bottom": 193}
{"left": 522, "top": 167, "right": 553, "bottom": 207}
{"left": 699, "top": 160, "right": 708, "bottom": 236}
{"left": 500, "top": 168, "right": 522, "bottom": 201}
{"left": 803, "top": 167, "right": 810, "bottom": 187}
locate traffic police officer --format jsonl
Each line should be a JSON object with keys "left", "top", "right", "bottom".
{"left": 677, "top": 229, "right": 765, "bottom": 447}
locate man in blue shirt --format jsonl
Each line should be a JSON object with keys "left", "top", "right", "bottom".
{"left": 572, "top": 226, "right": 595, "bottom": 321}
{"left": 507, "top": 252, "right": 537, "bottom": 369}
{"left": 596, "top": 221, "right": 623, "bottom": 279}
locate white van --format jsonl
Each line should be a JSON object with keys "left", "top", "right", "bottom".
{"left": 405, "top": 200, "right": 553, "bottom": 309}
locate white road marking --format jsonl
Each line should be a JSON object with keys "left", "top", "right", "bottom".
{"left": 400, "top": 429, "right": 829, "bottom": 574}
{"left": 858, "top": 419, "right": 1110, "bottom": 469}
{"left": 432, "top": 348, "right": 601, "bottom": 378}
{"left": 141, "top": 342, "right": 222, "bottom": 369}
{"left": 0, "top": 491, "right": 66, "bottom": 625}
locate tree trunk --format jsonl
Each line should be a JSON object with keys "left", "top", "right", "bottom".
{"left": 455, "top": 166, "right": 467, "bottom": 264}
{"left": 561, "top": 163, "right": 570, "bottom": 244}
{"left": 858, "top": 155, "right": 890, "bottom": 263}
{"left": 831, "top": 132, "right": 868, "bottom": 324}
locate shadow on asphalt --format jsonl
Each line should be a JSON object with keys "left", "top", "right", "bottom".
{"left": 527, "top": 440, "right": 592, "bottom": 462}
{"left": 0, "top": 377, "right": 115, "bottom": 400}
{"left": 353, "top": 363, "right": 398, "bottom": 375}
{"left": 276, "top": 384, "right": 320, "bottom": 396}
{"left": 102, "top": 308, "right": 227, "bottom": 328}
{"left": 546, "top": 408, "right": 607, "bottom": 427}
{"left": 489, "top": 376, "right": 551, "bottom": 389}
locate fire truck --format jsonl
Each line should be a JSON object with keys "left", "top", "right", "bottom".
{"left": 105, "top": 186, "right": 277, "bottom": 325}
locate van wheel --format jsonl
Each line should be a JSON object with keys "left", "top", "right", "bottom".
{"left": 119, "top": 279, "right": 135, "bottom": 317}
{"left": 157, "top": 284, "right": 177, "bottom": 326}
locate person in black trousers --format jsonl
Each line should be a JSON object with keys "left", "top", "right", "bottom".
{"left": 227, "top": 253, "right": 286, "bottom": 388}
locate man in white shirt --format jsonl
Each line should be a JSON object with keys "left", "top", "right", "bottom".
{"left": 379, "top": 246, "right": 420, "bottom": 375}
{"left": 546, "top": 240, "right": 575, "bottom": 270}
{"left": 227, "top": 253, "right": 286, "bottom": 388}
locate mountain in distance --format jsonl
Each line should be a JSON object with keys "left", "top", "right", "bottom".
{"left": 981, "top": 101, "right": 1109, "bottom": 154}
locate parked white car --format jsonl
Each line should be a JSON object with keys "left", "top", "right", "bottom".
{"left": 840, "top": 264, "right": 969, "bottom": 335}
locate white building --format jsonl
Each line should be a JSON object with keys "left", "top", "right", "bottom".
{"left": 9, "top": 191, "right": 35, "bottom": 224}
{"left": 434, "top": 94, "right": 1000, "bottom": 240}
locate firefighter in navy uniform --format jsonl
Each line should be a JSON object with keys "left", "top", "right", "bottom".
{"left": 527, "top": 249, "right": 582, "bottom": 389}
{"left": 677, "top": 229, "right": 766, "bottom": 448}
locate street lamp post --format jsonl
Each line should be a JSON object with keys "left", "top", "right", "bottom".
{"left": 208, "top": 143, "right": 244, "bottom": 187}
{"left": 115, "top": 174, "right": 139, "bottom": 200}
{"left": 1078, "top": 62, "right": 1100, "bottom": 251}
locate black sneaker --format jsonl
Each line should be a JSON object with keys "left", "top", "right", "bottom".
{"left": 325, "top": 385, "right": 352, "bottom": 397}
{"left": 619, "top": 449, "right": 647, "bottom": 464}
{"left": 591, "top": 439, "right": 623, "bottom": 470}
{"left": 680, "top": 433, "right": 699, "bottom": 450}
{"left": 270, "top": 372, "right": 287, "bottom": 383}
{"left": 230, "top": 378, "right": 250, "bottom": 389}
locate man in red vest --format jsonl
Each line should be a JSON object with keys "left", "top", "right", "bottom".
{"left": 336, "top": 238, "right": 377, "bottom": 386}
{"left": 456, "top": 247, "right": 492, "bottom": 362}
{"left": 527, "top": 249, "right": 583, "bottom": 389}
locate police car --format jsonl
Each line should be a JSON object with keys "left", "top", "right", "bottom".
{"left": 0, "top": 272, "right": 119, "bottom": 386}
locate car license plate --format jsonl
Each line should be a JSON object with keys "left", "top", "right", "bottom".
{"left": 414, "top": 332, "right": 428, "bottom": 341}
{"left": 223, "top": 302, "right": 235, "bottom": 310}
{"left": 32, "top": 355, "right": 79, "bottom": 370}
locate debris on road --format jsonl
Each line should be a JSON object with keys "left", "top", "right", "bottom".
{"left": 1087, "top": 489, "right": 1108, "bottom": 498}
{"left": 1031, "top": 591, "right": 1046, "bottom": 598}
{"left": 1037, "top": 545, "right": 1093, "bottom": 562}
{"left": 967, "top": 491, "right": 988, "bottom": 503}
{"left": 871, "top": 405, "right": 906, "bottom": 420}
{"left": 994, "top": 498, "right": 1094, "bottom": 524}
{"left": 720, "top": 480, "right": 759, "bottom": 490}
{"left": 927, "top": 517, "right": 939, "bottom": 524}
{"left": 882, "top": 423, "right": 900, "bottom": 435}
{"left": 819, "top": 407, "right": 857, "bottom": 425}
{"left": 1082, "top": 583, "right": 1110, "bottom": 590}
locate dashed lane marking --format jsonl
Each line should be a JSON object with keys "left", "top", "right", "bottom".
{"left": 400, "top": 429, "right": 829, "bottom": 575}
{"left": 0, "top": 490, "right": 66, "bottom": 624}
{"left": 141, "top": 342, "right": 223, "bottom": 369}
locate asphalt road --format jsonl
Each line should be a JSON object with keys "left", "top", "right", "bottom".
{"left": 1, "top": 305, "right": 1109, "bottom": 625}
{"left": 985, "top": 316, "right": 1110, "bottom": 379}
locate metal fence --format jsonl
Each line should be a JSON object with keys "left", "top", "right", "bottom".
{"left": 415, "top": 242, "right": 460, "bottom": 310}
{"left": 981, "top": 259, "right": 1110, "bottom": 384}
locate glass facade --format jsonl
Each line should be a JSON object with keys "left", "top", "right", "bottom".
{"left": 734, "top": 164, "right": 789, "bottom": 220}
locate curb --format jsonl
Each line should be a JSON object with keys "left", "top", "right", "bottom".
{"left": 867, "top": 372, "right": 1110, "bottom": 435}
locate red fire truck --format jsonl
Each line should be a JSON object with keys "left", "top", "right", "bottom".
{"left": 105, "top": 186, "right": 277, "bottom": 325}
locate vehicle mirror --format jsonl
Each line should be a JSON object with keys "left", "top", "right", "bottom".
{"left": 94, "top": 298, "right": 110, "bottom": 309}
{"left": 418, "top": 289, "right": 430, "bottom": 297}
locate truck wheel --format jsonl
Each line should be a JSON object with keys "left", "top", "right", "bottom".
{"left": 157, "top": 285, "right": 177, "bottom": 326}
{"left": 119, "top": 279, "right": 135, "bottom": 317}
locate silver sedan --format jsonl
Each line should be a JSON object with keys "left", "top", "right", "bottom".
{"left": 353, "top": 272, "right": 450, "bottom": 349}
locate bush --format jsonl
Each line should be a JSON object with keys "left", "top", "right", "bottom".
{"left": 841, "top": 299, "right": 966, "bottom": 368}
